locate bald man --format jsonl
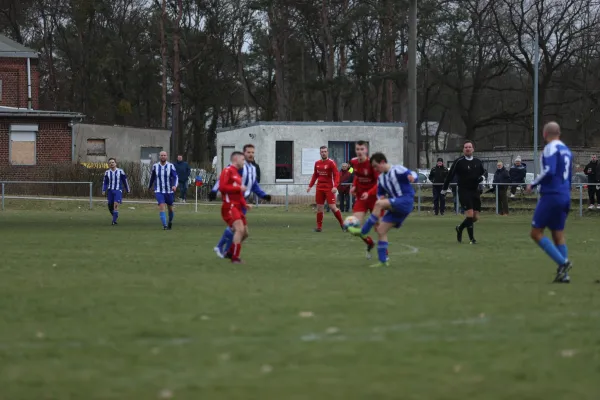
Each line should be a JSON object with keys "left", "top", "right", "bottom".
{"left": 527, "top": 122, "right": 573, "bottom": 283}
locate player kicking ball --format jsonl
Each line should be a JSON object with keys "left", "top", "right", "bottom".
{"left": 307, "top": 146, "right": 345, "bottom": 232}
{"left": 347, "top": 153, "right": 417, "bottom": 267}
{"left": 101, "top": 157, "right": 130, "bottom": 225}
{"left": 349, "top": 141, "right": 381, "bottom": 259}
{"left": 526, "top": 122, "right": 573, "bottom": 283}
{"left": 219, "top": 151, "right": 250, "bottom": 264}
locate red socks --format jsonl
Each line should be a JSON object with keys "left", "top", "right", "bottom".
{"left": 317, "top": 212, "right": 324, "bottom": 229}
{"left": 228, "top": 243, "right": 242, "bottom": 261}
{"left": 333, "top": 210, "right": 344, "bottom": 226}
{"left": 362, "top": 236, "right": 374, "bottom": 247}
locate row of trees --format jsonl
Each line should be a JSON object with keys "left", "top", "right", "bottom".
{"left": 3, "top": 0, "right": 600, "bottom": 164}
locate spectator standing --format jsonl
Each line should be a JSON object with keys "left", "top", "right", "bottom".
{"left": 338, "top": 163, "right": 353, "bottom": 212}
{"left": 175, "top": 155, "right": 191, "bottom": 202}
{"left": 584, "top": 154, "right": 600, "bottom": 209}
{"left": 493, "top": 161, "right": 511, "bottom": 215}
{"left": 428, "top": 158, "right": 449, "bottom": 215}
{"left": 509, "top": 156, "right": 527, "bottom": 197}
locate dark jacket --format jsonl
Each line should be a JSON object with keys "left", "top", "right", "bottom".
{"left": 584, "top": 161, "right": 600, "bottom": 183}
{"left": 493, "top": 167, "right": 511, "bottom": 188}
{"left": 248, "top": 161, "right": 261, "bottom": 183}
{"left": 509, "top": 163, "right": 527, "bottom": 183}
{"left": 338, "top": 169, "right": 352, "bottom": 193}
{"left": 175, "top": 160, "right": 191, "bottom": 181}
{"left": 429, "top": 165, "right": 449, "bottom": 184}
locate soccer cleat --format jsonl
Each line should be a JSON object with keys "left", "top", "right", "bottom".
{"left": 168, "top": 222, "right": 172, "bottom": 229}
{"left": 369, "top": 261, "right": 389, "bottom": 268}
{"left": 456, "top": 225, "right": 463, "bottom": 243}
{"left": 112, "top": 222, "right": 118, "bottom": 226}
{"left": 213, "top": 246, "right": 224, "bottom": 259}
{"left": 347, "top": 227, "right": 364, "bottom": 237}
{"left": 366, "top": 243, "right": 374, "bottom": 260}
{"left": 231, "top": 259, "right": 244, "bottom": 264}
{"left": 314, "top": 228, "right": 322, "bottom": 232}
{"left": 553, "top": 261, "right": 573, "bottom": 283}
{"left": 470, "top": 239, "right": 477, "bottom": 245}
{"left": 163, "top": 226, "right": 169, "bottom": 230}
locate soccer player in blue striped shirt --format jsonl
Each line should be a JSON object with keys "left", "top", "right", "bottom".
{"left": 526, "top": 122, "right": 573, "bottom": 283}
{"left": 209, "top": 144, "right": 271, "bottom": 258}
{"left": 102, "top": 158, "right": 130, "bottom": 225}
{"left": 148, "top": 151, "right": 179, "bottom": 230}
{"left": 348, "top": 152, "right": 417, "bottom": 267}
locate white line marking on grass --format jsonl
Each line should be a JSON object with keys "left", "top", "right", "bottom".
{"left": 398, "top": 244, "right": 419, "bottom": 254}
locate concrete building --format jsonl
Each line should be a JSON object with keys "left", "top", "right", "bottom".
{"left": 0, "top": 35, "right": 82, "bottom": 180}
{"left": 216, "top": 122, "right": 404, "bottom": 195}
{"left": 73, "top": 123, "right": 171, "bottom": 165}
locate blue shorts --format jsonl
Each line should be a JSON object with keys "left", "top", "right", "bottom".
{"left": 155, "top": 192, "right": 175, "bottom": 206}
{"left": 107, "top": 189, "right": 123, "bottom": 205}
{"left": 381, "top": 197, "right": 414, "bottom": 228}
{"left": 532, "top": 194, "right": 570, "bottom": 231}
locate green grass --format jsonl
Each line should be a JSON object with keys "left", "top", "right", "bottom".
{"left": 1, "top": 205, "right": 600, "bottom": 400}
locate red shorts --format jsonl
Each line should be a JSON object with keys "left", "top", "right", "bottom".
{"left": 352, "top": 194, "right": 377, "bottom": 213}
{"left": 315, "top": 189, "right": 336, "bottom": 205}
{"left": 221, "top": 205, "right": 247, "bottom": 227}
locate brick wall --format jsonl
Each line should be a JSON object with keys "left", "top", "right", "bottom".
{"left": 0, "top": 57, "right": 40, "bottom": 109}
{"left": 0, "top": 117, "right": 72, "bottom": 180}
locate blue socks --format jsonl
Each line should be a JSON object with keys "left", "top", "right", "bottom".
{"left": 361, "top": 214, "right": 378, "bottom": 236}
{"left": 377, "top": 241, "right": 388, "bottom": 263}
{"left": 112, "top": 211, "right": 118, "bottom": 223}
{"left": 169, "top": 210, "right": 174, "bottom": 223}
{"left": 557, "top": 244, "right": 568, "bottom": 259}
{"left": 537, "top": 237, "right": 567, "bottom": 266}
{"left": 218, "top": 227, "right": 234, "bottom": 253}
{"left": 159, "top": 211, "right": 167, "bottom": 227}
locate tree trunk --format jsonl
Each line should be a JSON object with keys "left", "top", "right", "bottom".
{"left": 268, "top": 3, "right": 288, "bottom": 121}
{"left": 321, "top": 0, "right": 335, "bottom": 121}
{"left": 384, "top": 0, "right": 394, "bottom": 122}
{"left": 160, "top": 0, "right": 168, "bottom": 128}
{"left": 172, "top": 0, "right": 183, "bottom": 157}
{"left": 301, "top": 41, "right": 310, "bottom": 121}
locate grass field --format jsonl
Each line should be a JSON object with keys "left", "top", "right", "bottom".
{"left": 1, "top": 203, "right": 600, "bottom": 400}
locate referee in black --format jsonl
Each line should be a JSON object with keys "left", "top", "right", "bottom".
{"left": 441, "top": 140, "right": 486, "bottom": 244}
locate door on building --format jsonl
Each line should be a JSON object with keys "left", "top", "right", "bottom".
{"left": 221, "top": 146, "right": 235, "bottom": 170}
{"left": 140, "top": 147, "right": 162, "bottom": 186}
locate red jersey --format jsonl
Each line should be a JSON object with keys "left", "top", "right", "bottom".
{"left": 309, "top": 158, "right": 340, "bottom": 191}
{"left": 350, "top": 157, "right": 379, "bottom": 196}
{"left": 219, "top": 165, "right": 247, "bottom": 208}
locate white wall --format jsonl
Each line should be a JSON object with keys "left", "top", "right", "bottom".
{"left": 216, "top": 122, "right": 404, "bottom": 196}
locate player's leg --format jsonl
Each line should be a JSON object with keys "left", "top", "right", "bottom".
{"left": 112, "top": 191, "right": 122, "bottom": 225}
{"left": 230, "top": 219, "right": 245, "bottom": 263}
{"left": 215, "top": 226, "right": 234, "bottom": 257}
{"left": 107, "top": 190, "right": 114, "bottom": 215}
{"left": 456, "top": 191, "right": 474, "bottom": 243}
{"left": 166, "top": 194, "right": 175, "bottom": 229}
{"left": 530, "top": 198, "right": 571, "bottom": 282}
{"left": 326, "top": 191, "right": 344, "bottom": 227}
{"left": 349, "top": 199, "right": 390, "bottom": 237}
{"left": 370, "top": 221, "right": 394, "bottom": 266}
{"left": 353, "top": 199, "right": 376, "bottom": 257}
{"left": 315, "top": 190, "right": 325, "bottom": 231}
{"left": 467, "top": 194, "right": 481, "bottom": 243}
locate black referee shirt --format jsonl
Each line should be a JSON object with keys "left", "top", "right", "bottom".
{"left": 442, "top": 156, "right": 485, "bottom": 191}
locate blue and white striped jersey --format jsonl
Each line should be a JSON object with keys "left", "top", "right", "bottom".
{"left": 376, "top": 165, "right": 418, "bottom": 199}
{"left": 531, "top": 140, "right": 573, "bottom": 195}
{"left": 103, "top": 168, "right": 130, "bottom": 192}
{"left": 148, "top": 162, "right": 179, "bottom": 194}
{"left": 212, "top": 163, "right": 266, "bottom": 198}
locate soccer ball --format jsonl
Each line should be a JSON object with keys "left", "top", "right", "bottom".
{"left": 343, "top": 216, "right": 360, "bottom": 229}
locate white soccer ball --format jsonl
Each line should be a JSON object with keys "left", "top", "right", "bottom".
{"left": 343, "top": 216, "right": 360, "bottom": 229}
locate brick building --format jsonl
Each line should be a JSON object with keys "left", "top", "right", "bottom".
{"left": 0, "top": 35, "right": 82, "bottom": 180}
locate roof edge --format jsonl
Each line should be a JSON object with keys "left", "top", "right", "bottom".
{"left": 217, "top": 121, "right": 406, "bottom": 133}
{"left": 0, "top": 52, "right": 39, "bottom": 59}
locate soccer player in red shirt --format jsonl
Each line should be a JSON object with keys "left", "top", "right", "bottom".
{"left": 349, "top": 140, "right": 380, "bottom": 258}
{"left": 307, "top": 146, "right": 345, "bottom": 231}
{"left": 219, "top": 151, "right": 250, "bottom": 263}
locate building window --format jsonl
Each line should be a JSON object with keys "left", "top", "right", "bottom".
{"left": 275, "top": 141, "right": 293, "bottom": 181}
{"left": 328, "top": 141, "right": 367, "bottom": 167}
{"left": 0, "top": 80, "right": 3, "bottom": 103}
{"left": 10, "top": 125, "right": 38, "bottom": 165}
{"left": 87, "top": 139, "right": 106, "bottom": 155}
